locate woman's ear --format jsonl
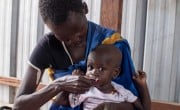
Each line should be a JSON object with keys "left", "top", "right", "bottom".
{"left": 113, "top": 67, "right": 121, "bottom": 79}
{"left": 82, "top": 2, "right": 88, "bottom": 14}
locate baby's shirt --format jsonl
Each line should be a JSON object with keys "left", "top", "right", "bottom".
{"left": 69, "top": 82, "right": 137, "bottom": 110}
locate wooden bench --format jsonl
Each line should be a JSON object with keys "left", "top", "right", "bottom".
{"left": 0, "top": 76, "right": 46, "bottom": 90}
{"left": 0, "top": 76, "right": 46, "bottom": 109}
{"left": 0, "top": 76, "right": 180, "bottom": 110}
{"left": 152, "top": 100, "right": 180, "bottom": 110}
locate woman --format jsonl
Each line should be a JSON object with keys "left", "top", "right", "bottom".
{"left": 13, "top": 0, "right": 138, "bottom": 110}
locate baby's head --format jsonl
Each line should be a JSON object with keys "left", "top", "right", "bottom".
{"left": 86, "top": 44, "right": 122, "bottom": 87}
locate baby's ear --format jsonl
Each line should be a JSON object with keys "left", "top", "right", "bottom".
{"left": 113, "top": 67, "right": 121, "bottom": 79}
{"left": 118, "top": 67, "right": 122, "bottom": 75}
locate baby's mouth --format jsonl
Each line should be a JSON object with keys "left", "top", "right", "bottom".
{"left": 85, "top": 74, "right": 99, "bottom": 85}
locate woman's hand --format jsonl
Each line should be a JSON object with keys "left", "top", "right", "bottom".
{"left": 51, "top": 75, "right": 92, "bottom": 94}
{"left": 72, "top": 69, "right": 85, "bottom": 76}
{"left": 93, "top": 102, "right": 134, "bottom": 110}
{"left": 133, "top": 70, "right": 147, "bottom": 87}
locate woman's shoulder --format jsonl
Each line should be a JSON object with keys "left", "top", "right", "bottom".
{"left": 29, "top": 32, "right": 67, "bottom": 69}
{"left": 37, "top": 32, "right": 64, "bottom": 50}
{"left": 38, "top": 32, "right": 56, "bottom": 45}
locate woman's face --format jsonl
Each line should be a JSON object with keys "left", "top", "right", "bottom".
{"left": 46, "top": 12, "right": 88, "bottom": 48}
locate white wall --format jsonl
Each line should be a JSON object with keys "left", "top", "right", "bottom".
{"left": 144, "top": 0, "right": 180, "bottom": 102}
{"left": 121, "top": 0, "right": 147, "bottom": 70}
{"left": 122, "top": 0, "right": 180, "bottom": 102}
{"left": 0, "top": 0, "right": 12, "bottom": 104}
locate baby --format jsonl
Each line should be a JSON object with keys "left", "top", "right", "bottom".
{"left": 69, "top": 44, "right": 151, "bottom": 110}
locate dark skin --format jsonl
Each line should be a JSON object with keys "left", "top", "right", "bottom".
{"left": 57, "top": 47, "right": 151, "bottom": 110}
{"left": 13, "top": 2, "right": 134, "bottom": 110}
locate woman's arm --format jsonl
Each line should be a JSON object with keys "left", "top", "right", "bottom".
{"left": 13, "top": 65, "right": 92, "bottom": 110}
{"left": 133, "top": 71, "right": 151, "bottom": 110}
{"left": 13, "top": 65, "right": 61, "bottom": 110}
{"left": 132, "top": 83, "right": 151, "bottom": 110}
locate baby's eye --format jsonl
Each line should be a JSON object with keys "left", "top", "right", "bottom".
{"left": 99, "top": 67, "right": 104, "bottom": 72}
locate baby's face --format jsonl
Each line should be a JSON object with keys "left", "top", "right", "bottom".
{"left": 86, "top": 53, "right": 115, "bottom": 88}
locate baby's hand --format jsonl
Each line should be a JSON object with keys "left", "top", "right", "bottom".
{"left": 72, "top": 69, "right": 85, "bottom": 76}
{"left": 133, "top": 70, "right": 147, "bottom": 86}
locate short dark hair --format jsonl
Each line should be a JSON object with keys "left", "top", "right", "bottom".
{"left": 90, "top": 44, "right": 122, "bottom": 67}
{"left": 39, "top": 0, "right": 84, "bottom": 25}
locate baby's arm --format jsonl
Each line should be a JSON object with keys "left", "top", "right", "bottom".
{"left": 132, "top": 70, "right": 151, "bottom": 110}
